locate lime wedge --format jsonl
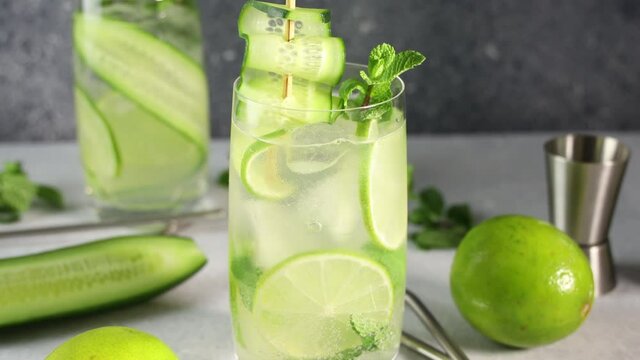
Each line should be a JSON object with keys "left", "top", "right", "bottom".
{"left": 74, "top": 87, "right": 120, "bottom": 178}
{"left": 240, "top": 135, "right": 294, "bottom": 201}
{"left": 360, "top": 124, "right": 407, "bottom": 250}
{"left": 253, "top": 251, "right": 394, "bottom": 358}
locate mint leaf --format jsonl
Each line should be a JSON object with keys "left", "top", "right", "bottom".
{"left": 0, "top": 173, "right": 37, "bottom": 212}
{"left": 409, "top": 183, "right": 474, "bottom": 250}
{"left": 217, "top": 169, "right": 229, "bottom": 188}
{"left": 411, "top": 226, "right": 466, "bottom": 250}
{"left": 447, "top": 204, "right": 472, "bottom": 229}
{"left": 231, "top": 256, "right": 262, "bottom": 310}
{"left": 0, "top": 161, "right": 65, "bottom": 223}
{"left": 0, "top": 207, "right": 19, "bottom": 223}
{"left": 37, "top": 185, "right": 64, "bottom": 209}
{"left": 4, "top": 162, "right": 25, "bottom": 175}
{"left": 368, "top": 43, "right": 396, "bottom": 80}
{"left": 419, "top": 187, "right": 444, "bottom": 216}
{"left": 381, "top": 50, "right": 426, "bottom": 82}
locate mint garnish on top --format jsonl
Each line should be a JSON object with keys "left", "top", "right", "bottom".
{"left": 335, "top": 43, "right": 425, "bottom": 134}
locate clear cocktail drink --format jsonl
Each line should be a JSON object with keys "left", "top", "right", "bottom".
{"left": 73, "top": 0, "right": 209, "bottom": 215}
{"left": 229, "top": 65, "right": 408, "bottom": 360}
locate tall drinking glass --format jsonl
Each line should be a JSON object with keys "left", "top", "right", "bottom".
{"left": 73, "top": 0, "right": 209, "bottom": 217}
{"left": 229, "top": 64, "right": 407, "bottom": 360}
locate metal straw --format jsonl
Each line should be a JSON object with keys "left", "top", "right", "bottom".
{"left": 0, "top": 208, "right": 224, "bottom": 239}
{"left": 402, "top": 289, "right": 469, "bottom": 360}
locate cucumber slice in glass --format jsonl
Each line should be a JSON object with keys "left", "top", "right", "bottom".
{"left": 93, "top": 90, "right": 205, "bottom": 206}
{"left": 239, "top": 0, "right": 331, "bottom": 37}
{"left": 237, "top": 69, "right": 332, "bottom": 125}
{"left": 73, "top": 14, "right": 208, "bottom": 153}
{"left": 74, "top": 87, "right": 120, "bottom": 179}
{"left": 242, "top": 34, "right": 345, "bottom": 85}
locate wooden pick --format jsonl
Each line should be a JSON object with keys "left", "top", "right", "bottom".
{"left": 282, "top": 0, "right": 296, "bottom": 98}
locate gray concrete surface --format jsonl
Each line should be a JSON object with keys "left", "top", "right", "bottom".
{"left": 0, "top": 0, "right": 639, "bottom": 141}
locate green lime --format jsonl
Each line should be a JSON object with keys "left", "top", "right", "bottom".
{"left": 240, "top": 138, "right": 295, "bottom": 201}
{"left": 253, "top": 251, "right": 394, "bottom": 358}
{"left": 360, "top": 124, "right": 407, "bottom": 250}
{"left": 450, "top": 215, "right": 594, "bottom": 348}
{"left": 46, "top": 326, "right": 178, "bottom": 360}
{"left": 74, "top": 87, "right": 120, "bottom": 178}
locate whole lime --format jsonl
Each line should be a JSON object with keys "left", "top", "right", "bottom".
{"left": 46, "top": 326, "right": 178, "bottom": 360}
{"left": 450, "top": 215, "right": 594, "bottom": 348}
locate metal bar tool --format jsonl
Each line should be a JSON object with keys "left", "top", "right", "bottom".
{"left": 544, "top": 134, "right": 631, "bottom": 295}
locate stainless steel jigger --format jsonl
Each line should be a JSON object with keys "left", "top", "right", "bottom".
{"left": 544, "top": 134, "right": 631, "bottom": 296}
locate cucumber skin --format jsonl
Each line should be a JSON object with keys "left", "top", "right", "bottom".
{"left": 238, "top": 0, "right": 331, "bottom": 37}
{"left": 250, "top": 0, "right": 331, "bottom": 23}
{"left": 242, "top": 35, "right": 346, "bottom": 85}
{"left": 0, "top": 236, "right": 207, "bottom": 328}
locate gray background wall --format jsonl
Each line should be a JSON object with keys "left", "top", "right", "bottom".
{"left": 0, "top": 0, "right": 639, "bottom": 141}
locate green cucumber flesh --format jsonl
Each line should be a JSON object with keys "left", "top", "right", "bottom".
{"left": 0, "top": 235, "right": 206, "bottom": 328}
{"left": 73, "top": 14, "right": 209, "bottom": 153}
{"left": 236, "top": 69, "right": 333, "bottom": 128}
{"left": 92, "top": 90, "right": 206, "bottom": 201}
{"left": 74, "top": 86, "right": 121, "bottom": 179}
{"left": 238, "top": 0, "right": 331, "bottom": 37}
{"left": 242, "top": 34, "right": 345, "bottom": 85}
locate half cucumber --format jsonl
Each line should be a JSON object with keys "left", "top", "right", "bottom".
{"left": 242, "top": 34, "right": 345, "bottom": 85}
{"left": 0, "top": 235, "right": 206, "bottom": 328}
{"left": 73, "top": 14, "right": 209, "bottom": 153}
{"left": 239, "top": 0, "right": 331, "bottom": 37}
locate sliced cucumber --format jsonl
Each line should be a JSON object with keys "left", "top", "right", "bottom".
{"left": 243, "top": 34, "right": 345, "bottom": 85}
{"left": 237, "top": 69, "right": 332, "bottom": 125}
{"left": 93, "top": 90, "right": 205, "bottom": 204}
{"left": 0, "top": 235, "right": 206, "bottom": 328}
{"left": 238, "top": 0, "right": 331, "bottom": 37}
{"left": 73, "top": 14, "right": 209, "bottom": 153}
{"left": 74, "top": 86, "right": 121, "bottom": 179}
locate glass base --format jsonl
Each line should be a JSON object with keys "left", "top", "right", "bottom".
{"left": 94, "top": 193, "right": 207, "bottom": 221}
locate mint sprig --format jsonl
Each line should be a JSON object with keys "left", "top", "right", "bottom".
{"left": 335, "top": 44, "right": 425, "bottom": 136}
{"left": 0, "top": 161, "right": 64, "bottom": 223}
{"left": 340, "top": 44, "right": 425, "bottom": 108}
{"left": 324, "top": 316, "right": 393, "bottom": 360}
{"left": 409, "top": 182, "right": 474, "bottom": 250}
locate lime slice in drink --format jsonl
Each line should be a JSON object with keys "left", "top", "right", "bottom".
{"left": 253, "top": 251, "right": 394, "bottom": 358}
{"left": 74, "top": 87, "right": 120, "bottom": 178}
{"left": 360, "top": 123, "right": 407, "bottom": 250}
{"left": 240, "top": 135, "right": 295, "bottom": 201}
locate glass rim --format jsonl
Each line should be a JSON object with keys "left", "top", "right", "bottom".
{"left": 233, "top": 62, "right": 406, "bottom": 113}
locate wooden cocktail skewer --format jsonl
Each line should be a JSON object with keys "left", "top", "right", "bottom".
{"left": 282, "top": 0, "right": 296, "bottom": 98}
